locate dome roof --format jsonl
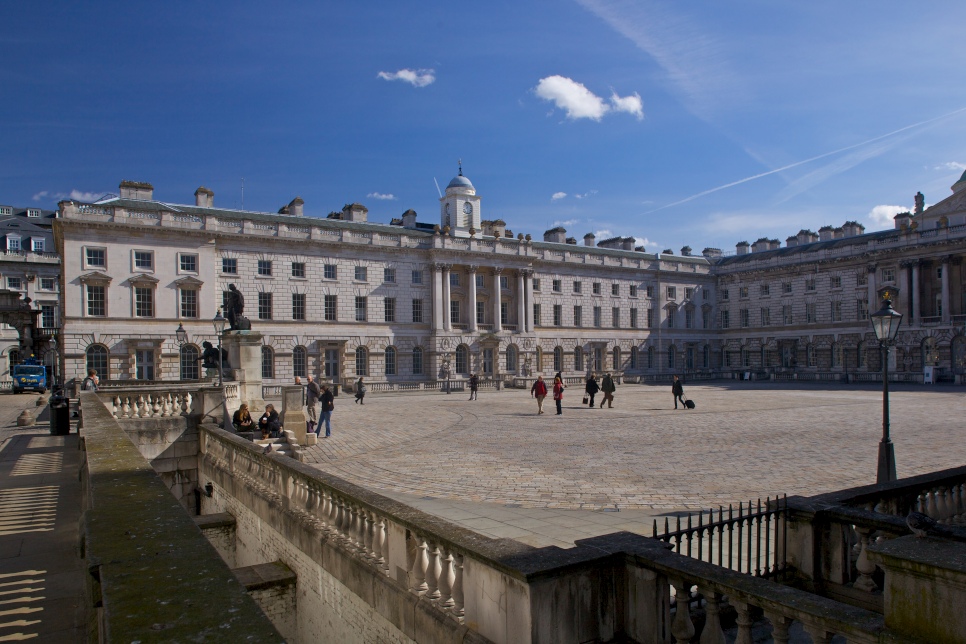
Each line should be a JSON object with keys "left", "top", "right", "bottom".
{"left": 446, "top": 174, "right": 474, "bottom": 190}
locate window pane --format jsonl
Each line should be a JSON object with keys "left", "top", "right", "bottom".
{"left": 293, "top": 346, "right": 307, "bottom": 378}
{"left": 180, "top": 345, "right": 199, "bottom": 380}
{"left": 261, "top": 347, "right": 274, "bottom": 378}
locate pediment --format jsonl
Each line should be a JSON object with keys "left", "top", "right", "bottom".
{"left": 78, "top": 271, "right": 113, "bottom": 285}
{"left": 126, "top": 274, "right": 160, "bottom": 286}
{"left": 173, "top": 276, "right": 204, "bottom": 288}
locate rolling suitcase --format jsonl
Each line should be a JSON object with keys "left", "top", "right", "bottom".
{"left": 684, "top": 398, "right": 695, "bottom": 410}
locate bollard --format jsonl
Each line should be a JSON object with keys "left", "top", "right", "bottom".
{"left": 16, "top": 410, "right": 35, "bottom": 426}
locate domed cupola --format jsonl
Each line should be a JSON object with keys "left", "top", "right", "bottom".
{"left": 440, "top": 161, "right": 481, "bottom": 236}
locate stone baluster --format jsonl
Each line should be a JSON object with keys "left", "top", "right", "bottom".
{"left": 412, "top": 537, "right": 429, "bottom": 593}
{"left": 161, "top": 394, "right": 172, "bottom": 417}
{"left": 670, "top": 580, "right": 695, "bottom": 644}
{"left": 373, "top": 516, "right": 387, "bottom": 572}
{"left": 764, "top": 613, "right": 793, "bottom": 644}
{"left": 734, "top": 601, "right": 753, "bottom": 644}
{"left": 121, "top": 397, "right": 131, "bottom": 418}
{"left": 803, "top": 623, "right": 833, "bottom": 644}
{"left": 322, "top": 491, "right": 334, "bottom": 529}
{"left": 438, "top": 547, "right": 454, "bottom": 608}
{"left": 152, "top": 394, "right": 162, "bottom": 417}
{"left": 351, "top": 505, "right": 364, "bottom": 549}
{"left": 926, "top": 489, "right": 940, "bottom": 519}
{"left": 135, "top": 395, "right": 146, "bottom": 417}
{"left": 181, "top": 393, "right": 191, "bottom": 415}
{"left": 452, "top": 553, "right": 465, "bottom": 619}
{"left": 112, "top": 396, "right": 120, "bottom": 417}
{"left": 853, "top": 527, "right": 878, "bottom": 592}
{"left": 334, "top": 497, "right": 346, "bottom": 538}
{"left": 698, "top": 591, "right": 726, "bottom": 644}
{"left": 363, "top": 511, "right": 375, "bottom": 560}
{"left": 940, "top": 486, "right": 954, "bottom": 522}
{"left": 426, "top": 541, "right": 441, "bottom": 600}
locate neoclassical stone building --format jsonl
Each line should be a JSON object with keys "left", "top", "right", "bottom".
{"left": 54, "top": 175, "right": 715, "bottom": 385}
{"left": 52, "top": 170, "right": 966, "bottom": 385}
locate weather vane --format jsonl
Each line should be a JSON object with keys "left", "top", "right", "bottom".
{"left": 458, "top": 158, "right": 462, "bottom": 176}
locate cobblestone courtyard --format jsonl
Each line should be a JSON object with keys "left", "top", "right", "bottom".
{"left": 302, "top": 383, "right": 966, "bottom": 547}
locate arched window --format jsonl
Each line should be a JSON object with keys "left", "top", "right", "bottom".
{"left": 741, "top": 347, "right": 750, "bottom": 367}
{"left": 455, "top": 345, "right": 469, "bottom": 375}
{"left": 293, "top": 345, "right": 307, "bottom": 378}
{"left": 703, "top": 345, "right": 710, "bottom": 369}
{"left": 806, "top": 344, "right": 816, "bottom": 368}
{"left": 647, "top": 346, "right": 654, "bottom": 369}
{"left": 355, "top": 347, "right": 368, "bottom": 376}
{"left": 630, "top": 347, "right": 638, "bottom": 370}
{"left": 85, "top": 345, "right": 108, "bottom": 380}
{"left": 9, "top": 349, "right": 21, "bottom": 370}
{"left": 831, "top": 343, "right": 841, "bottom": 368}
{"left": 412, "top": 347, "right": 423, "bottom": 375}
{"left": 180, "top": 345, "right": 199, "bottom": 380}
{"left": 385, "top": 346, "right": 396, "bottom": 376}
{"left": 506, "top": 345, "right": 518, "bottom": 372}
{"left": 667, "top": 346, "right": 676, "bottom": 369}
{"left": 574, "top": 347, "right": 583, "bottom": 372}
{"left": 261, "top": 346, "right": 275, "bottom": 379}
{"left": 612, "top": 347, "right": 621, "bottom": 371}
{"left": 535, "top": 347, "right": 543, "bottom": 372}
{"left": 553, "top": 346, "right": 563, "bottom": 373}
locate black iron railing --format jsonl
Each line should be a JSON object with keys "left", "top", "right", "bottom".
{"left": 653, "top": 495, "right": 788, "bottom": 580}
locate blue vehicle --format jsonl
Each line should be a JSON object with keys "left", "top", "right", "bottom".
{"left": 12, "top": 358, "right": 47, "bottom": 394}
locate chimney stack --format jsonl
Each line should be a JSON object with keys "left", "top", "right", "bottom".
{"left": 194, "top": 186, "right": 213, "bottom": 208}
{"left": 583, "top": 233, "right": 595, "bottom": 247}
{"left": 119, "top": 180, "right": 153, "bottom": 201}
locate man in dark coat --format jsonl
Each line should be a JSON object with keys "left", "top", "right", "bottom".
{"left": 318, "top": 384, "right": 335, "bottom": 437}
{"left": 600, "top": 373, "right": 616, "bottom": 408}
{"left": 585, "top": 373, "right": 600, "bottom": 407}
{"left": 305, "top": 375, "right": 321, "bottom": 433}
{"left": 672, "top": 375, "right": 685, "bottom": 409}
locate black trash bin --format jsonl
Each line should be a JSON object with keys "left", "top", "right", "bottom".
{"left": 49, "top": 391, "right": 70, "bottom": 435}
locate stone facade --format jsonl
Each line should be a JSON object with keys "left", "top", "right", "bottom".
{"left": 0, "top": 206, "right": 59, "bottom": 379}
{"left": 51, "top": 170, "right": 966, "bottom": 387}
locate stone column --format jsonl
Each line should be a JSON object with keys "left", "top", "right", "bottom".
{"left": 867, "top": 263, "right": 877, "bottom": 314}
{"left": 524, "top": 270, "right": 534, "bottom": 332}
{"left": 911, "top": 261, "right": 921, "bottom": 325}
{"left": 898, "top": 261, "right": 911, "bottom": 319}
{"left": 516, "top": 270, "right": 525, "bottom": 333}
{"left": 941, "top": 256, "right": 951, "bottom": 323}
{"left": 493, "top": 268, "right": 503, "bottom": 333}
{"left": 432, "top": 264, "right": 444, "bottom": 331}
{"left": 467, "top": 265, "right": 478, "bottom": 332}
{"left": 442, "top": 265, "right": 452, "bottom": 332}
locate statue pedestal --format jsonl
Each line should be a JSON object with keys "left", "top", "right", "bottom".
{"left": 222, "top": 331, "right": 266, "bottom": 412}
{"left": 281, "top": 386, "right": 308, "bottom": 446}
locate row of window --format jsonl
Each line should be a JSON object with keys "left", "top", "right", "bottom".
{"left": 84, "top": 248, "right": 198, "bottom": 273}
{"left": 0, "top": 207, "right": 42, "bottom": 217}
{"left": 5, "top": 236, "right": 45, "bottom": 252}
{"left": 720, "top": 270, "right": 901, "bottom": 301}
{"left": 721, "top": 300, "right": 869, "bottom": 328}
{"left": 3, "top": 276, "right": 57, "bottom": 291}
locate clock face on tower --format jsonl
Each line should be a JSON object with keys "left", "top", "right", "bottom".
{"left": 462, "top": 202, "right": 473, "bottom": 215}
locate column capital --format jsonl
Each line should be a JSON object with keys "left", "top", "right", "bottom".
{"left": 866, "top": 263, "right": 877, "bottom": 273}
{"left": 493, "top": 266, "right": 504, "bottom": 275}
{"left": 940, "top": 254, "right": 952, "bottom": 264}
{"left": 467, "top": 264, "right": 478, "bottom": 273}
{"left": 899, "top": 259, "right": 916, "bottom": 269}
{"left": 522, "top": 268, "right": 535, "bottom": 278}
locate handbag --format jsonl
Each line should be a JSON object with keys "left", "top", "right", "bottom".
{"left": 582, "top": 396, "right": 589, "bottom": 404}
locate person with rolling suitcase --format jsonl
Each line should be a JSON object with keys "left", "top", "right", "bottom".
{"left": 672, "top": 375, "right": 686, "bottom": 410}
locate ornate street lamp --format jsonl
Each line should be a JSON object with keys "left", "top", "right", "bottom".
{"left": 870, "top": 293, "right": 902, "bottom": 484}
{"left": 175, "top": 322, "right": 188, "bottom": 346}
{"left": 212, "top": 309, "right": 227, "bottom": 387}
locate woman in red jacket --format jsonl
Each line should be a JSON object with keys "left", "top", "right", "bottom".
{"left": 552, "top": 376, "right": 564, "bottom": 415}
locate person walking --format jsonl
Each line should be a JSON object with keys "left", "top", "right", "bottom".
{"left": 553, "top": 376, "right": 564, "bottom": 415}
{"left": 530, "top": 375, "right": 548, "bottom": 414}
{"left": 354, "top": 377, "right": 366, "bottom": 404}
{"left": 585, "top": 373, "right": 600, "bottom": 407}
{"left": 600, "top": 372, "right": 616, "bottom": 408}
{"left": 305, "top": 375, "right": 321, "bottom": 433}
{"left": 672, "top": 375, "right": 686, "bottom": 410}
{"left": 468, "top": 374, "right": 479, "bottom": 400}
{"left": 318, "top": 384, "right": 334, "bottom": 437}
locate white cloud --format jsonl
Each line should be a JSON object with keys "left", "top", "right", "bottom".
{"left": 553, "top": 218, "right": 579, "bottom": 227}
{"left": 937, "top": 161, "right": 966, "bottom": 172}
{"left": 535, "top": 76, "right": 609, "bottom": 121}
{"left": 574, "top": 190, "right": 598, "bottom": 199}
{"left": 367, "top": 192, "right": 396, "bottom": 201}
{"left": 594, "top": 229, "right": 612, "bottom": 239}
{"left": 633, "top": 236, "right": 660, "bottom": 248}
{"left": 551, "top": 192, "right": 567, "bottom": 201}
{"left": 33, "top": 189, "right": 102, "bottom": 202}
{"left": 377, "top": 68, "right": 435, "bottom": 87}
{"left": 534, "top": 76, "right": 644, "bottom": 122}
{"left": 609, "top": 91, "right": 644, "bottom": 120}
{"left": 868, "top": 205, "right": 906, "bottom": 229}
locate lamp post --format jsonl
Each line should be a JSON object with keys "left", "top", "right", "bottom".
{"left": 870, "top": 294, "right": 903, "bottom": 484}
{"left": 212, "top": 309, "right": 227, "bottom": 387}
{"left": 175, "top": 322, "right": 188, "bottom": 381}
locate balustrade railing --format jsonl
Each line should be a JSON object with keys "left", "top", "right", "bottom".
{"left": 109, "top": 392, "right": 193, "bottom": 418}
{"left": 653, "top": 496, "right": 788, "bottom": 580}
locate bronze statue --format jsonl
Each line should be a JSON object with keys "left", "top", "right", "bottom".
{"left": 914, "top": 191, "right": 925, "bottom": 215}
{"left": 201, "top": 341, "right": 230, "bottom": 370}
{"left": 225, "top": 284, "right": 251, "bottom": 331}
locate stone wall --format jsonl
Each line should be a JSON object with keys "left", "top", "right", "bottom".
{"left": 115, "top": 414, "right": 199, "bottom": 511}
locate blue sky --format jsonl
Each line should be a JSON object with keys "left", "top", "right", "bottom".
{"left": 3, "top": 1, "right": 966, "bottom": 252}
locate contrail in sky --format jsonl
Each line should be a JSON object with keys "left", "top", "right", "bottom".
{"left": 643, "top": 106, "right": 966, "bottom": 215}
